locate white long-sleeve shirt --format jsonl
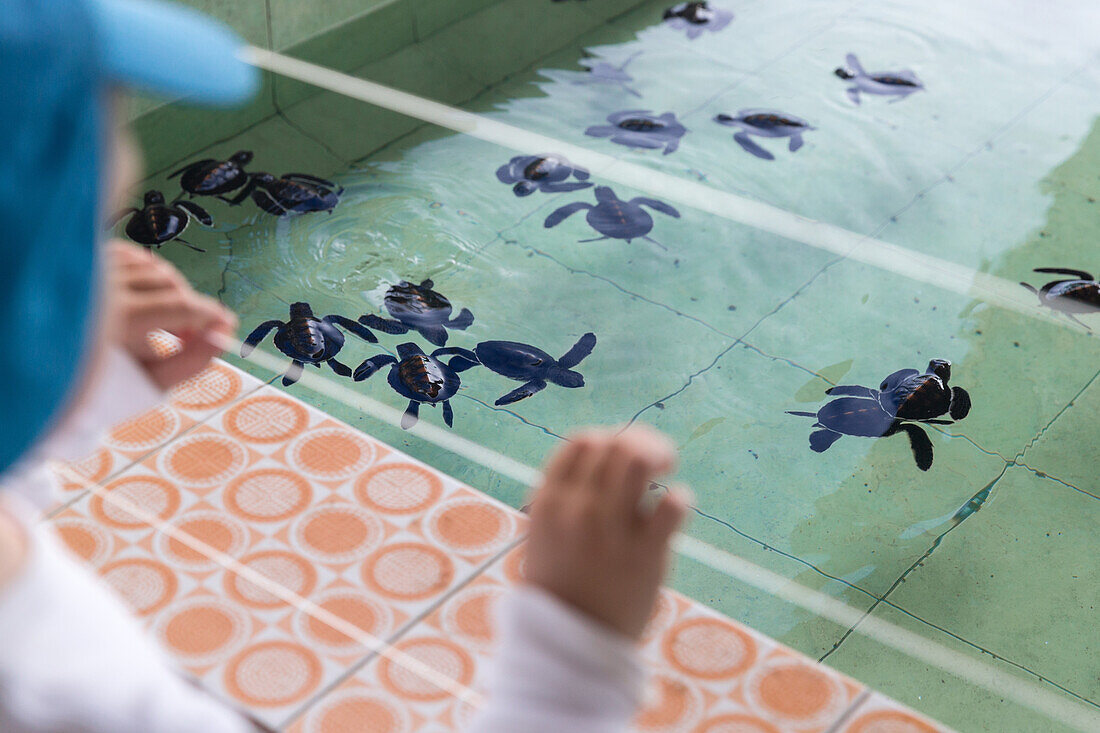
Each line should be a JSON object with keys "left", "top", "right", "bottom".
{"left": 0, "top": 350, "right": 644, "bottom": 733}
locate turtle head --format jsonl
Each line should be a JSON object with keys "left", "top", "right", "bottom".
{"left": 143, "top": 190, "right": 165, "bottom": 206}
{"left": 513, "top": 180, "right": 538, "bottom": 197}
{"left": 289, "top": 302, "right": 314, "bottom": 319}
{"left": 231, "top": 150, "right": 254, "bottom": 165}
{"left": 594, "top": 185, "right": 616, "bottom": 202}
{"left": 714, "top": 113, "right": 738, "bottom": 126}
{"left": 252, "top": 172, "right": 276, "bottom": 184}
{"left": 927, "top": 359, "right": 951, "bottom": 381}
{"left": 834, "top": 67, "right": 855, "bottom": 80}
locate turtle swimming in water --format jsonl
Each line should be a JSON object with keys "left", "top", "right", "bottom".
{"left": 240, "top": 302, "right": 379, "bottom": 386}
{"left": 662, "top": 2, "right": 733, "bottom": 39}
{"left": 834, "top": 54, "right": 923, "bottom": 105}
{"left": 359, "top": 279, "right": 474, "bottom": 347}
{"left": 169, "top": 150, "right": 254, "bottom": 199}
{"left": 1020, "top": 267, "right": 1100, "bottom": 330}
{"left": 788, "top": 359, "right": 971, "bottom": 471}
{"left": 585, "top": 110, "right": 687, "bottom": 155}
{"left": 110, "top": 190, "right": 213, "bottom": 252}
{"left": 572, "top": 51, "right": 642, "bottom": 97}
{"left": 714, "top": 109, "right": 814, "bottom": 160}
{"left": 495, "top": 154, "right": 592, "bottom": 197}
{"left": 227, "top": 172, "right": 342, "bottom": 216}
{"left": 450, "top": 333, "right": 597, "bottom": 406}
{"left": 544, "top": 186, "right": 680, "bottom": 249}
{"left": 354, "top": 343, "right": 478, "bottom": 429}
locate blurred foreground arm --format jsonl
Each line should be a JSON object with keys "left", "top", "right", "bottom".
{"left": 468, "top": 427, "right": 688, "bottom": 733}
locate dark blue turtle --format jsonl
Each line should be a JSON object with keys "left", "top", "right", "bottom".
{"left": 169, "top": 150, "right": 254, "bottom": 198}
{"left": 787, "top": 398, "right": 935, "bottom": 470}
{"left": 240, "top": 302, "right": 378, "bottom": 386}
{"left": 835, "top": 54, "right": 923, "bottom": 105}
{"left": 1020, "top": 267, "right": 1100, "bottom": 330}
{"left": 359, "top": 279, "right": 474, "bottom": 347}
{"left": 110, "top": 190, "right": 212, "bottom": 252}
{"left": 663, "top": 2, "right": 733, "bottom": 39}
{"left": 451, "top": 333, "right": 597, "bottom": 406}
{"left": 227, "top": 172, "right": 342, "bottom": 215}
{"left": 354, "top": 343, "right": 478, "bottom": 429}
{"left": 573, "top": 51, "right": 642, "bottom": 97}
{"left": 495, "top": 154, "right": 592, "bottom": 197}
{"left": 544, "top": 186, "right": 680, "bottom": 249}
{"left": 714, "top": 110, "right": 814, "bottom": 160}
{"left": 585, "top": 110, "right": 687, "bottom": 155}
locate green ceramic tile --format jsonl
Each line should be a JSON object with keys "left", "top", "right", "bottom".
{"left": 575, "top": 0, "right": 656, "bottom": 24}
{"left": 879, "top": 467, "right": 1098, "bottom": 703}
{"left": 177, "top": 0, "right": 271, "bottom": 48}
{"left": 824, "top": 602, "right": 1086, "bottom": 733}
{"left": 267, "top": 0, "right": 392, "bottom": 50}
{"left": 413, "top": 0, "right": 500, "bottom": 40}
{"left": 1022, "top": 373, "right": 1100, "bottom": 492}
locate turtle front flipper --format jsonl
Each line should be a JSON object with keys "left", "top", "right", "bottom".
{"left": 224, "top": 176, "right": 261, "bottom": 205}
{"left": 846, "top": 87, "right": 862, "bottom": 105}
{"left": 544, "top": 202, "right": 592, "bottom": 229}
{"left": 442, "top": 401, "right": 454, "bottom": 428}
{"left": 446, "top": 308, "right": 475, "bottom": 331}
{"left": 809, "top": 429, "right": 842, "bottom": 453}
{"left": 401, "top": 401, "right": 420, "bottom": 430}
{"left": 174, "top": 239, "right": 206, "bottom": 253}
{"left": 283, "top": 360, "right": 305, "bottom": 386}
{"left": 558, "top": 332, "right": 597, "bottom": 369}
{"left": 733, "top": 132, "right": 775, "bottom": 160}
{"left": 359, "top": 314, "right": 409, "bottom": 336}
{"left": 788, "top": 134, "right": 804, "bottom": 153}
{"left": 241, "top": 320, "right": 285, "bottom": 356}
{"left": 417, "top": 325, "right": 449, "bottom": 347}
{"left": 496, "top": 379, "right": 548, "bottom": 406}
{"left": 177, "top": 200, "right": 213, "bottom": 226}
{"left": 896, "top": 423, "right": 934, "bottom": 471}
{"left": 949, "top": 387, "right": 972, "bottom": 421}
{"left": 354, "top": 354, "right": 398, "bottom": 381}
{"left": 432, "top": 347, "right": 478, "bottom": 372}
{"left": 825, "top": 385, "right": 877, "bottom": 398}
{"left": 540, "top": 181, "right": 593, "bottom": 194}
{"left": 325, "top": 315, "right": 379, "bottom": 343}
{"left": 327, "top": 358, "right": 352, "bottom": 377}
{"left": 632, "top": 197, "right": 681, "bottom": 218}
{"left": 283, "top": 173, "right": 336, "bottom": 188}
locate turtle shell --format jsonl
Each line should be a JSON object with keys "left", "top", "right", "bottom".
{"left": 395, "top": 354, "right": 458, "bottom": 403}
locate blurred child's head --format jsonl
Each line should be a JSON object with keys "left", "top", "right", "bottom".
{"left": 0, "top": 0, "right": 257, "bottom": 476}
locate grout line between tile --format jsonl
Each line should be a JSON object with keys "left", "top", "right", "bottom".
{"left": 825, "top": 688, "right": 874, "bottom": 733}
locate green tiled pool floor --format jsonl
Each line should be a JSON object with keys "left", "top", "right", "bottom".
{"left": 125, "top": 0, "right": 1100, "bottom": 729}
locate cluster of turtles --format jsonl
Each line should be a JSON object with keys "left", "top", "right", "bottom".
{"left": 240, "top": 280, "right": 597, "bottom": 429}
{"left": 111, "top": 150, "right": 342, "bottom": 251}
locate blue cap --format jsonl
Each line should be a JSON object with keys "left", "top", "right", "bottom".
{"left": 0, "top": 0, "right": 257, "bottom": 475}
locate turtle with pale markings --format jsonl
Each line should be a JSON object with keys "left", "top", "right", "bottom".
{"left": 354, "top": 342, "right": 478, "bottom": 429}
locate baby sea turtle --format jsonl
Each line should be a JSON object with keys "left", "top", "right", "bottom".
{"left": 354, "top": 343, "right": 478, "bottom": 429}
{"left": 787, "top": 398, "right": 936, "bottom": 471}
{"left": 495, "top": 154, "right": 592, "bottom": 197}
{"left": 544, "top": 186, "right": 680, "bottom": 249}
{"left": 714, "top": 109, "right": 814, "bottom": 160}
{"left": 835, "top": 54, "right": 923, "bottom": 105}
{"left": 585, "top": 110, "right": 687, "bottom": 155}
{"left": 573, "top": 51, "right": 642, "bottom": 97}
{"left": 110, "top": 190, "right": 212, "bottom": 252}
{"left": 662, "top": 2, "right": 733, "bottom": 39}
{"left": 169, "top": 150, "right": 254, "bottom": 198}
{"left": 359, "top": 279, "right": 474, "bottom": 347}
{"left": 228, "top": 172, "right": 342, "bottom": 216}
{"left": 450, "top": 333, "right": 597, "bottom": 406}
{"left": 240, "top": 302, "right": 379, "bottom": 386}
{"left": 1020, "top": 267, "right": 1100, "bottom": 330}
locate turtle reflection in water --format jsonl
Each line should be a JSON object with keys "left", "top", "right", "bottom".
{"left": 787, "top": 359, "right": 971, "bottom": 471}
{"left": 1020, "top": 267, "right": 1100, "bottom": 330}
{"left": 662, "top": 2, "right": 733, "bottom": 39}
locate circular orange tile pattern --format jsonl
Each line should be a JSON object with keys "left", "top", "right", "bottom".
{"left": 425, "top": 497, "right": 514, "bottom": 555}
{"left": 90, "top": 475, "right": 181, "bottom": 529}
{"left": 224, "top": 641, "right": 322, "bottom": 707}
{"left": 170, "top": 363, "right": 242, "bottom": 412}
{"left": 289, "top": 427, "right": 376, "bottom": 482}
{"left": 361, "top": 542, "right": 454, "bottom": 602}
{"left": 224, "top": 468, "right": 312, "bottom": 522}
{"left": 640, "top": 590, "right": 676, "bottom": 643}
{"left": 303, "top": 690, "right": 410, "bottom": 733}
{"left": 226, "top": 550, "right": 318, "bottom": 609}
{"left": 56, "top": 448, "right": 113, "bottom": 491}
{"left": 354, "top": 463, "right": 442, "bottom": 515}
{"left": 662, "top": 617, "right": 758, "bottom": 681}
{"left": 292, "top": 504, "right": 385, "bottom": 564}
{"left": 744, "top": 657, "right": 848, "bottom": 727}
{"left": 441, "top": 584, "right": 503, "bottom": 647}
{"left": 161, "top": 433, "right": 247, "bottom": 488}
{"left": 635, "top": 674, "right": 704, "bottom": 731}
{"left": 693, "top": 713, "right": 781, "bottom": 733}
{"left": 99, "top": 557, "right": 178, "bottom": 615}
{"left": 53, "top": 517, "right": 112, "bottom": 564}
{"left": 223, "top": 395, "right": 308, "bottom": 445}
{"left": 847, "top": 710, "right": 939, "bottom": 733}
{"left": 378, "top": 637, "right": 475, "bottom": 701}
{"left": 159, "top": 511, "right": 249, "bottom": 571}
{"left": 105, "top": 405, "right": 180, "bottom": 452}
{"left": 295, "top": 589, "right": 393, "bottom": 651}
{"left": 156, "top": 596, "right": 250, "bottom": 664}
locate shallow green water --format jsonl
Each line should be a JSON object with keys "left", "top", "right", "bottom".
{"left": 131, "top": 0, "right": 1099, "bottom": 728}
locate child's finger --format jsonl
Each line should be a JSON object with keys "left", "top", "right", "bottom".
{"left": 645, "top": 485, "right": 690, "bottom": 548}
{"left": 599, "top": 428, "right": 676, "bottom": 522}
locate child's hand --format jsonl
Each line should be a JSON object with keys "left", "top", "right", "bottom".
{"left": 104, "top": 240, "right": 237, "bottom": 390}
{"left": 524, "top": 426, "right": 688, "bottom": 640}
